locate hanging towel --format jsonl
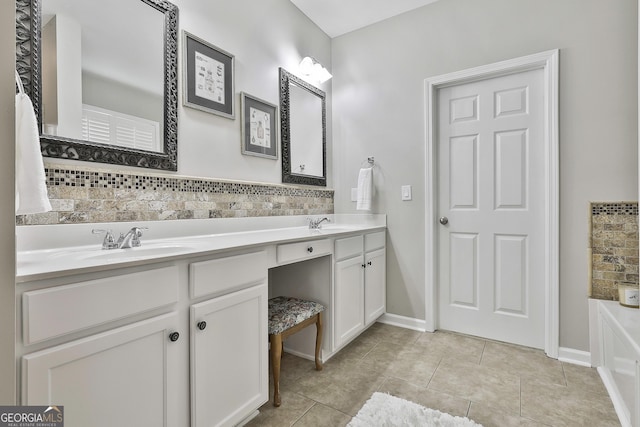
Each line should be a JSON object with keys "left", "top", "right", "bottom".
{"left": 15, "top": 72, "right": 52, "bottom": 215}
{"left": 356, "top": 167, "right": 373, "bottom": 211}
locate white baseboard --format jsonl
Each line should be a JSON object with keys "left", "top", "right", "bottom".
{"left": 378, "top": 313, "right": 427, "bottom": 332}
{"left": 558, "top": 347, "right": 591, "bottom": 366}
{"left": 378, "top": 315, "right": 591, "bottom": 368}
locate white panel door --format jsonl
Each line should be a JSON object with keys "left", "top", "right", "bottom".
{"left": 334, "top": 255, "right": 365, "bottom": 349}
{"left": 437, "top": 69, "right": 545, "bottom": 349}
{"left": 364, "top": 248, "right": 386, "bottom": 325}
{"left": 190, "top": 283, "right": 268, "bottom": 427}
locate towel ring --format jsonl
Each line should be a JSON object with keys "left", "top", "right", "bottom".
{"left": 360, "top": 157, "right": 375, "bottom": 168}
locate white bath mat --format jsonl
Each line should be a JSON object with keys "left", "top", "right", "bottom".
{"left": 348, "top": 392, "right": 483, "bottom": 427}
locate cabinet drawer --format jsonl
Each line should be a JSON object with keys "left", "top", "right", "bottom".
{"left": 23, "top": 266, "right": 179, "bottom": 345}
{"left": 335, "top": 236, "right": 363, "bottom": 260}
{"left": 190, "top": 251, "right": 267, "bottom": 299}
{"left": 365, "top": 231, "right": 385, "bottom": 252}
{"left": 277, "top": 239, "right": 331, "bottom": 265}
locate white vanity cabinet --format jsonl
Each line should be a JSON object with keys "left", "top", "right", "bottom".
{"left": 22, "top": 313, "right": 182, "bottom": 427}
{"left": 189, "top": 251, "right": 269, "bottom": 427}
{"left": 16, "top": 216, "right": 387, "bottom": 427}
{"left": 20, "top": 266, "right": 183, "bottom": 427}
{"left": 334, "top": 231, "right": 386, "bottom": 350}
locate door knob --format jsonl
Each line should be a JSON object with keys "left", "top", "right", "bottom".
{"left": 439, "top": 217, "right": 449, "bottom": 225}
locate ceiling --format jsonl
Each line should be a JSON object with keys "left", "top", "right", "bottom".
{"left": 289, "top": 0, "right": 441, "bottom": 38}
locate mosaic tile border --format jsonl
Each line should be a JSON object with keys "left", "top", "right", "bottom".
{"left": 590, "top": 202, "right": 639, "bottom": 301}
{"left": 591, "top": 202, "right": 638, "bottom": 216}
{"left": 44, "top": 167, "right": 332, "bottom": 198}
{"left": 16, "top": 165, "right": 334, "bottom": 225}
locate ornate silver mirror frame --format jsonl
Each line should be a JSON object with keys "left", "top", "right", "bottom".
{"left": 15, "top": 0, "right": 179, "bottom": 171}
{"left": 279, "top": 67, "right": 327, "bottom": 187}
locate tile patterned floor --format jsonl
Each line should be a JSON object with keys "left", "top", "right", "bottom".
{"left": 246, "top": 323, "right": 620, "bottom": 427}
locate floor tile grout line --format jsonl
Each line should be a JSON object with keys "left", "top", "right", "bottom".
{"left": 290, "top": 399, "right": 316, "bottom": 426}
{"left": 560, "top": 361, "right": 569, "bottom": 387}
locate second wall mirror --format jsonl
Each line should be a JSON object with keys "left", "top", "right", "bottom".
{"left": 279, "top": 68, "right": 326, "bottom": 186}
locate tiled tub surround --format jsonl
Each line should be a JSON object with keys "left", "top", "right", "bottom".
{"left": 590, "top": 202, "right": 639, "bottom": 300}
{"left": 16, "top": 165, "right": 334, "bottom": 225}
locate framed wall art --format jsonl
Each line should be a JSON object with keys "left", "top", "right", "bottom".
{"left": 240, "top": 92, "right": 278, "bottom": 159}
{"left": 183, "top": 31, "right": 235, "bottom": 119}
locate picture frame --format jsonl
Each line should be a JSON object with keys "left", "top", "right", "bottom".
{"left": 240, "top": 92, "right": 278, "bottom": 159}
{"left": 182, "top": 31, "right": 235, "bottom": 119}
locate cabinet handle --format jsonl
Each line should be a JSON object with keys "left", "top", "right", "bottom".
{"left": 197, "top": 321, "right": 207, "bottom": 331}
{"left": 307, "top": 246, "right": 314, "bottom": 253}
{"left": 169, "top": 332, "right": 180, "bottom": 342}
{"left": 368, "top": 261, "right": 372, "bottom": 266}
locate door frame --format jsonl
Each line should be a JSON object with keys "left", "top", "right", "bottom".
{"left": 424, "top": 50, "right": 559, "bottom": 358}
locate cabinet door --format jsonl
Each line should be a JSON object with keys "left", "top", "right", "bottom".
{"left": 334, "top": 255, "right": 365, "bottom": 349}
{"left": 22, "top": 313, "right": 181, "bottom": 427}
{"left": 365, "top": 248, "right": 386, "bottom": 325}
{"left": 191, "top": 283, "right": 268, "bottom": 427}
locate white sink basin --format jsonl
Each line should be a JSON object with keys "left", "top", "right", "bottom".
{"left": 80, "top": 245, "right": 196, "bottom": 260}
{"left": 36, "top": 243, "right": 199, "bottom": 262}
{"left": 312, "top": 225, "right": 362, "bottom": 233}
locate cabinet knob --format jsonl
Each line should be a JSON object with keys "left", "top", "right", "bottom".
{"left": 368, "top": 261, "right": 372, "bottom": 266}
{"left": 169, "top": 332, "right": 180, "bottom": 342}
{"left": 307, "top": 246, "right": 314, "bottom": 253}
{"left": 362, "top": 264, "right": 366, "bottom": 268}
{"left": 197, "top": 321, "right": 207, "bottom": 331}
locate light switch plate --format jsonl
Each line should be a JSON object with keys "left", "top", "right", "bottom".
{"left": 401, "top": 185, "right": 412, "bottom": 201}
{"left": 351, "top": 188, "right": 358, "bottom": 202}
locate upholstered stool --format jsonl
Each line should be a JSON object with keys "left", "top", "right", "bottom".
{"left": 268, "top": 296, "right": 324, "bottom": 407}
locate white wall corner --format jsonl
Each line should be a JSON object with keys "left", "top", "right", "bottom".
{"left": 378, "top": 313, "right": 427, "bottom": 332}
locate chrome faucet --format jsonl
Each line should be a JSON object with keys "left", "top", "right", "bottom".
{"left": 117, "top": 227, "right": 148, "bottom": 249}
{"left": 308, "top": 217, "right": 330, "bottom": 230}
{"left": 93, "top": 227, "right": 148, "bottom": 249}
{"left": 92, "top": 229, "right": 119, "bottom": 249}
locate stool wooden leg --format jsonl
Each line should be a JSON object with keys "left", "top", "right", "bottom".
{"left": 314, "top": 313, "right": 323, "bottom": 371}
{"left": 270, "top": 333, "right": 283, "bottom": 407}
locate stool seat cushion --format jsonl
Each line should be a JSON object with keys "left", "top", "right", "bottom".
{"left": 268, "top": 296, "right": 325, "bottom": 335}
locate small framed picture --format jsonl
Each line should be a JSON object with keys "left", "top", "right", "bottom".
{"left": 240, "top": 92, "right": 278, "bottom": 159}
{"left": 182, "top": 31, "right": 235, "bottom": 119}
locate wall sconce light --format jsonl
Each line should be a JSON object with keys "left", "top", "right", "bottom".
{"left": 299, "top": 56, "right": 332, "bottom": 84}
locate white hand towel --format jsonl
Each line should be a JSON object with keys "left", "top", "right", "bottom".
{"left": 15, "top": 92, "right": 52, "bottom": 215}
{"left": 356, "top": 167, "right": 373, "bottom": 211}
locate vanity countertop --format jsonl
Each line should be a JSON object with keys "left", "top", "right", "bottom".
{"left": 17, "top": 214, "right": 386, "bottom": 282}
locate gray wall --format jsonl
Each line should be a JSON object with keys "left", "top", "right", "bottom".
{"left": 82, "top": 71, "right": 163, "bottom": 124}
{"left": 331, "top": 0, "right": 638, "bottom": 351}
{"left": 49, "top": 0, "right": 333, "bottom": 188}
{"left": 173, "top": 0, "right": 331, "bottom": 185}
{"left": 1, "top": 1, "right": 16, "bottom": 403}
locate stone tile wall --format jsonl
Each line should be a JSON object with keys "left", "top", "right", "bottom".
{"left": 16, "top": 164, "right": 334, "bottom": 225}
{"left": 590, "top": 202, "right": 639, "bottom": 300}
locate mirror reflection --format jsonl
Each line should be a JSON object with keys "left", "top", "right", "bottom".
{"left": 279, "top": 68, "right": 327, "bottom": 187}
{"left": 289, "top": 83, "right": 323, "bottom": 177}
{"left": 15, "top": 0, "right": 178, "bottom": 170}
{"left": 41, "top": 0, "right": 165, "bottom": 152}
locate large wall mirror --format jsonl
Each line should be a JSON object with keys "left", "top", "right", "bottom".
{"left": 279, "top": 68, "right": 326, "bottom": 187}
{"left": 15, "top": 0, "right": 179, "bottom": 171}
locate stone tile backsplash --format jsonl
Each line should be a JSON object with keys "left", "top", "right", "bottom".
{"left": 590, "top": 202, "right": 639, "bottom": 300}
{"left": 16, "top": 164, "right": 334, "bottom": 225}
